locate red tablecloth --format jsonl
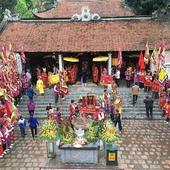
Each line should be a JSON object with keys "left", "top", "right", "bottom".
{"left": 78, "top": 106, "right": 106, "bottom": 122}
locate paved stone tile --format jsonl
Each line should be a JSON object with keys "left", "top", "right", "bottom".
{"left": 0, "top": 120, "right": 169, "bottom": 170}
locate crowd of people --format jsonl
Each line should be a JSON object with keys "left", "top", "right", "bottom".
{"left": 1, "top": 58, "right": 170, "bottom": 159}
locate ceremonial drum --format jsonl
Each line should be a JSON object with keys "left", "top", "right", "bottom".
{"left": 48, "top": 74, "right": 59, "bottom": 85}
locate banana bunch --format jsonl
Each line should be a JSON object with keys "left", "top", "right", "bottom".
{"left": 40, "top": 119, "right": 60, "bottom": 141}
{"left": 85, "top": 126, "right": 99, "bottom": 142}
{"left": 99, "top": 120, "right": 120, "bottom": 143}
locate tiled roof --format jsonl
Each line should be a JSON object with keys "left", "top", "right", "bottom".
{"left": 0, "top": 19, "right": 170, "bottom": 52}
{"left": 34, "top": 0, "right": 134, "bottom": 18}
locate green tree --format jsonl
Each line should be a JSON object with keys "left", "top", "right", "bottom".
{"left": 15, "top": 0, "right": 34, "bottom": 18}
{"left": 124, "top": 0, "right": 170, "bottom": 15}
{"left": 25, "top": 0, "right": 35, "bottom": 10}
{"left": 0, "top": 0, "right": 17, "bottom": 20}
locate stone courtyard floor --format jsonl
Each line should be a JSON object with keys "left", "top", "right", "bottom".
{"left": 0, "top": 119, "right": 169, "bottom": 170}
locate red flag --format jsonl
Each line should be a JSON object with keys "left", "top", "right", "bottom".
{"left": 117, "top": 48, "right": 122, "bottom": 68}
{"left": 100, "top": 74, "right": 113, "bottom": 85}
{"left": 21, "top": 46, "right": 26, "bottom": 63}
{"left": 138, "top": 51, "right": 145, "bottom": 70}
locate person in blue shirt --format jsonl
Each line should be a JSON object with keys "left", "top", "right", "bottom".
{"left": 18, "top": 115, "right": 26, "bottom": 139}
{"left": 27, "top": 84, "right": 36, "bottom": 101}
{"left": 28, "top": 114, "right": 39, "bottom": 138}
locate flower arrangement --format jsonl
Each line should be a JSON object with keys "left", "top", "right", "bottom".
{"left": 99, "top": 119, "right": 120, "bottom": 143}
{"left": 40, "top": 118, "right": 120, "bottom": 144}
{"left": 40, "top": 119, "right": 61, "bottom": 141}
{"left": 60, "top": 122, "right": 75, "bottom": 144}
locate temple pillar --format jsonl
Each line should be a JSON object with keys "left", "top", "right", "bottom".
{"left": 107, "top": 52, "right": 112, "bottom": 90}
{"left": 58, "top": 54, "right": 63, "bottom": 71}
{"left": 107, "top": 53, "right": 112, "bottom": 74}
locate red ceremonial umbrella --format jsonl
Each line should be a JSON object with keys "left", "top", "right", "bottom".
{"left": 138, "top": 51, "right": 145, "bottom": 70}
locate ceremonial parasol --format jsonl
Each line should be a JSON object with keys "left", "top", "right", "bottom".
{"left": 43, "top": 55, "right": 52, "bottom": 58}
{"left": 93, "top": 56, "right": 108, "bottom": 62}
{"left": 64, "top": 57, "right": 79, "bottom": 62}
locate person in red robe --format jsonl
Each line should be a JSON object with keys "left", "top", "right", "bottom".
{"left": 0, "top": 129, "right": 5, "bottom": 158}
{"left": 139, "top": 70, "right": 146, "bottom": 89}
{"left": 163, "top": 100, "right": 170, "bottom": 124}
{"left": 103, "top": 89, "right": 110, "bottom": 112}
{"left": 41, "top": 68, "right": 48, "bottom": 87}
{"left": 158, "top": 92, "right": 166, "bottom": 109}
{"left": 144, "top": 71, "right": 152, "bottom": 93}
{"left": 125, "top": 67, "right": 131, "bottom": 88}
{"left": 152, "top": 77, "right": 159, "bottom": 99}
{"left": 81, "top": 96, "right": 87, "bottom": 107}
{"left": 68, "top": 100, "right": 76, "bottom": 130}
{"left": 36, "top": 66, "right": 41, "bottom": 80}
{"left": 70, "top": 66, "right": 76, "bottom": 84}
{"left": 93, "top": 66, "right": 99, "bottom": 85}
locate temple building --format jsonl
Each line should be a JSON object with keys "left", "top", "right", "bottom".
{"left": 0, "top": 0, "right": 170, "bottom": 79}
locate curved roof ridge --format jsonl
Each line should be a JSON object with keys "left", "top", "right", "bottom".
{"left": 33, "top": 0, "right": 134, "bottom": 19}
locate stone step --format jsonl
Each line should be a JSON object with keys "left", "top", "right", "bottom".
{"left": 19, "top": 85, "right": 162, "bottom": 120}
{"left": 23, "top": 112, "right": 163, "bottom": 120}
{"left": 19, "top": 104, "right": 161, "bottom": 112}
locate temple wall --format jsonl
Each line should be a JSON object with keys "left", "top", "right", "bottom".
{"left": 165, "top": 50, "right": 170, "bottom": 63}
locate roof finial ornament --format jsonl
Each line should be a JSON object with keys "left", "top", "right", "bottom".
{"left": 81, "top": 6, "right": 91, "bottom": 21}
{"left": 71, "top": 6, "right": 101, "bottom": 22}
{"left": 3, "top": 9, "right": 20, "bottom": 21}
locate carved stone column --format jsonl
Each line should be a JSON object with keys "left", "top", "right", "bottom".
{"left": 107, "top": 53, "right": 112, "bottom": 75}
{"left": 107, "top": 53, "right": 112, "bottom": 90}
{"left": 58, "top": 54, "right": 63, "bottom": 71}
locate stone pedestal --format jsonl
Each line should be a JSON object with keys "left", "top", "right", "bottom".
{"left": 59, "top": 143, "right": 99, "bottom": 164}
{"left": 46, "top": 141, "right": 56, "bottom": 158}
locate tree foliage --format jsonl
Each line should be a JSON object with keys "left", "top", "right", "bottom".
{"left": 0, "top": 0, "right": 55, "bottom": 20}
{"left": 0, "top": 0, "right": 17, "bottom": 9}
{"left": 25, "top": 0, "right": 35, "bottom": 10}
{"left": 0, "top": 0, "right": 17, "bottom": 20}
{"left": 14, "top": 0, "right": 34, "bottom": 18}
{"left": 124, "top": 0, "right": 170, "bottom": 15}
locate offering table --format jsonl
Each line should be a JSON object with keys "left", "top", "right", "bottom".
{"left": 59, "top": 142, "right": 99, "bottom": 164}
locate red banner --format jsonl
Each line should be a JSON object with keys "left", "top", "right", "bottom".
{"left": 100, "top": 74, "right": 113, "bottom": 85}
